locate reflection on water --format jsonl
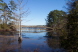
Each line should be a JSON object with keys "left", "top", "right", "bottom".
{"left": 0, "top": 32, "right": 65, "bottom": 52}
{"left": 60, "top": 31, "right": 78, "bottom": 52}
{"left": 46, "top": 29, "right": 78, "bottom": 52}
{"left": 0, "top": 35, "right": 19, "bottom": 52}
{"left": 0, "top": 28, "right": 77, "bottom": 52}
{"left": 21, "top": 27, "right": 46, "bottom": 33}
{"left": 46, "top": 31, "right": 66, "bottom": 52}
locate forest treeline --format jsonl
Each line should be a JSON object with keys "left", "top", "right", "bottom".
{"left": 46, "top": 0, "right": 78, "bottom": 52}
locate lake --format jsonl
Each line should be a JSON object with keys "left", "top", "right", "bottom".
{"left": 20, "top": 32, "right": 66, "bottom": 52}
{"left": 0, "top": 29, "right": 67, "bottom": 52}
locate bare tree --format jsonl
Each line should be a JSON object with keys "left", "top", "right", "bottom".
{"left": 15, "top": 0, "right": 29, "bottom": 41}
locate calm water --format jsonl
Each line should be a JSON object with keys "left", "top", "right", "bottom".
{"left": 21, "top": 32, "right": 65, "bottom": 52}
{"left": 0, "top": 30, "right": 66, "bottom": 52}
{"left": 0, "top": 27, "right": 77, "bottom": 52}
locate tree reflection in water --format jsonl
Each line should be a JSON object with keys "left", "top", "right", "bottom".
{"left": 0, "top": 32, "right": 20, "bottom": 52}
{"left": 60, "top": 31, "right": 78, "bottom": 52}
{"left": 46, "top": 31, "right": 66, "bottom": 52}
{"left": 46, "top": 30, "right": 78, "bottom": 52}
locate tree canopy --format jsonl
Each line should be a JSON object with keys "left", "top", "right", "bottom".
{"left": 46, "top": 10, "right": 67, "bottom": 30}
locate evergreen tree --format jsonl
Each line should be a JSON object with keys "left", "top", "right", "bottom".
{"left": 46, "top": 10, "right": 67, "bottom": 30}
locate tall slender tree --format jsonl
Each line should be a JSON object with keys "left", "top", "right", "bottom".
{"left": 14, "top": 0, "right": 29, "bottom": 41}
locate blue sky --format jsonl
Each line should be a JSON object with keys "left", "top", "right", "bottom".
{"left": 4, "top": 0, "right": 67, "bottom": 25}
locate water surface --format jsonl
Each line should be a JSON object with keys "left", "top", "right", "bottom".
{"left": 16, "top": 32, "right": 66, "bottom": 52}
{"left": 0, "top": 31, "right": 66, "bottom": 52}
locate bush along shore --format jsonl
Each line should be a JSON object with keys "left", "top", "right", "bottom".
{"left": 0, "top": 24, "right": 17, "bottom": 35}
